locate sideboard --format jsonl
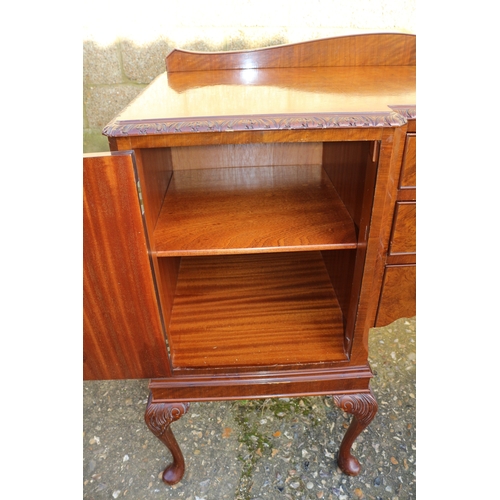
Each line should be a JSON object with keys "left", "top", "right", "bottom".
{"left": 84, "top": 33, "right": 416, "bottom": 484}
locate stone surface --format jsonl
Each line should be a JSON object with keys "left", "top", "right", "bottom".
{"left": 84, "top": 84, "right": 146, "bottom": 129}
{"left": 121, "top": 38, "right": 174, "bottom": 84}
{"left": 83, "top": 317, "right": 416, "bottom": 499}
{"left": 84, "top": 41, "right": 123, "bottom": 86}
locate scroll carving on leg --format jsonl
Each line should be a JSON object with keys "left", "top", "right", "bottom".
{"left": 144, "top": 394, "right": 190, "bottom": 485}
{"left": 333, "top": 390, "right": 378, "bottom": 476}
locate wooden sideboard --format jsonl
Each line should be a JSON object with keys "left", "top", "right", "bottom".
{"left": 83, "top": 33, "right": 416, "bottom": 484}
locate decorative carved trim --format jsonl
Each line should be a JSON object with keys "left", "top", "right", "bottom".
{"left": 103, "top": 112, "right": 407, "bottom": 137}
{"left": 144, "top": 397, "right": 190, "bottom": 485}
{"left": 333, "top": 391, "right": 378, "bottom": 425}
{"left": 144, "top": 401, "right": 190, "bottom": 437}
{"left": 332, "top": 390, "right": 378, "bottom": 476}
{"left": 389, "top": 105, "right": 416, "bottom": 121}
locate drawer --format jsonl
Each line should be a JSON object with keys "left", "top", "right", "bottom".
{"left": 400, "top": 133, "right": 416, "bottom": 189}
{"left": 389, "top": 202, "right": 416, "bottom": 256}
{"left": 375, "top": 264, "right": 416, "bottom": 327}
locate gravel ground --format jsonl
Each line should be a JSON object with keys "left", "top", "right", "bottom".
{"left": 83, "top": 317, "right": 416, "bottom": 500}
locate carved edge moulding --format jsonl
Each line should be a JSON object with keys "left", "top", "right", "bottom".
{"left": 103, "top": 111, "right": 409, "bottom": 137}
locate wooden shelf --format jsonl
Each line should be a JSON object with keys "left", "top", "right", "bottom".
{"left": 168, "top": 252, "right": 348, "bottom": 370}
{"left": 154, "top": 165, "right": 357, "bottom": 256}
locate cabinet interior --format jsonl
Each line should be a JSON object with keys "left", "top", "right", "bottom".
{"left": 138, "top": 140, "right": 378, "bottom": 373}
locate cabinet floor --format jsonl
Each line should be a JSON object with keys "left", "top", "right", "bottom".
{"left": 169, "top": 252, "right": 348, "bottom": 370}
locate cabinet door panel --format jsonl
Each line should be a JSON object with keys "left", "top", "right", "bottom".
{"left": 375, "top": 265, "right": 416, "bottom": 327}
{"left": 84, "top": 152, "right": 171, "bottom": 380}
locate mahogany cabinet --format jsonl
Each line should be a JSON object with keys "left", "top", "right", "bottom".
{"left": 84, "top": 33, "right": 416, "bottom": 484}
{"left": 375, "top": 119, "right": 416, "bottom": 326}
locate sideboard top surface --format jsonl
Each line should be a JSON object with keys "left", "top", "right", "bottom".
{"left": 103, "top": 34, "right": 416, "bottom": 138}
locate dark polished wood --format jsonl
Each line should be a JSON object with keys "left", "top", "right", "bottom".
{"left": 375, "top": 265, "right": 416, "bottom": 327}
{"left": 169, "top": 252, "right": 347, "bottom": 370}
{"left": 400, "top": 134, "right": 416, "bottom": 189}
{"left": 91, "top": 33, "right": 417, "bottom": 482}
{"left": 83, "top": 152, "right": 171, "bottom": 379}
{"left": 103, "top": 35, "right": 415, "bottom": 139}
{"left": 144, "top": 395, "right": 190, "bottom": 484}
{"left": 153, "top": 165, "right": 357, "bottom": 256}
{"left": 103, "top": 65, "right": 412, "bottom": 137}
{"left": 376, "top": 123, "right": 416, "bottom": 323}
{"left": 333, "top": 390, "right": 378, "bottom": 476}
{"left": 165, "top": 33, "right": 416, "bottom": 72}
{"left": 389, "top": 202, "right": 416, "bottom": 256}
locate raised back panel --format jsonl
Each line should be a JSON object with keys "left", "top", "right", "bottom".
{"left": 166, "top": 33, "right": 416, "bottom": 72}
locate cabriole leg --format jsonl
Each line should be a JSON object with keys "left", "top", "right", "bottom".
{"left": 333, "top": 390, "right": 378, "bottom": 476}
{"left": 144, "top": 393, "right": 190, "bottom": 485}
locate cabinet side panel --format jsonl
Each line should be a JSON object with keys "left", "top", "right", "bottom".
{"left": 322, "top": 142, "right": 377, "bottom": 349}
{"left": 156, "top": 256, "right": 181, "bottom": 346}
{"left": 353, "top": 126, "right": 408, "bottom": 354}
{"left": 83, "top": 152, "right": 171, "bottom": 380}
{"left": 321, "top": 249, "right": 357, "bottom": 328}
{"left": 322, "top": 141, "right": 372, "bottom": 230}
{"left": 133, "top": 147, "right": 179, "bottom": 342}
{"left": 134, "top": 147, "right": 173, "bottom": 236}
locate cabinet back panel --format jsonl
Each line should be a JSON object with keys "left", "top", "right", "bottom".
{"left": 171, "top": 143, "right": 322, "bottom": 170}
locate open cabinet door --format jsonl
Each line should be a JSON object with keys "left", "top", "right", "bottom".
{"left": 83, "top": 151, "right": 171, "bottom": 380}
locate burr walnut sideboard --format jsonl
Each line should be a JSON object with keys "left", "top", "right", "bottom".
{"left": 83, "top": 33, "right": 416, "bottom": 484}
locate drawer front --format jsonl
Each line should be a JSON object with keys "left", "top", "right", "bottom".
{"left": 400, "top": 133, "right": 416, "bottom": 189}
{"left": 375, "top": 265, "right": 416, "bottom": 327}
{"left": 389, "top": 202, "right": 416, "bottom": 256}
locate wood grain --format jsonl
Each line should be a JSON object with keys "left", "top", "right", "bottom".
{"left": 154, "top": 165, "right": 357, "bottom": 256}
{"left": 399, "top": 134, "right": 416, "bottom": 188}
{"left": 322, "top": 141, "right": 372, "bottom": 229}
{"left": 149, "top": 368, "right": 374, "bottom": 402}
{"left": 375, "top": 265, "right": 416, "bottom": 327}
{"left": 389, "top": 202, "right": 416, "bottom": 255}
{"left": 103, "top": 65, "right": 414, "bottom": 138}
{"left": 348, "top": 126, "right": 408, "bottom": 363}
{"left": 83, "top": 152, "right": 171, "bottom": 380}
{"left": 111, "top": 128, "right": 383, "bottom": 150}
{"left": 168, "top": 252, "right": 347, "bottom": 369}
{"left": 165, "top": 33, "right": 416, "bottom": 72}
{"left": 170, "top": 142, "right": 322, "bottom": 170}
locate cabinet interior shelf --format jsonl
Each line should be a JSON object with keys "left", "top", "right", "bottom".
{"left": 153, "top": 165, "right": 357, "bottom": 256}
{"left": 167, "top": 251, "right": 349, "bottom": 371}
